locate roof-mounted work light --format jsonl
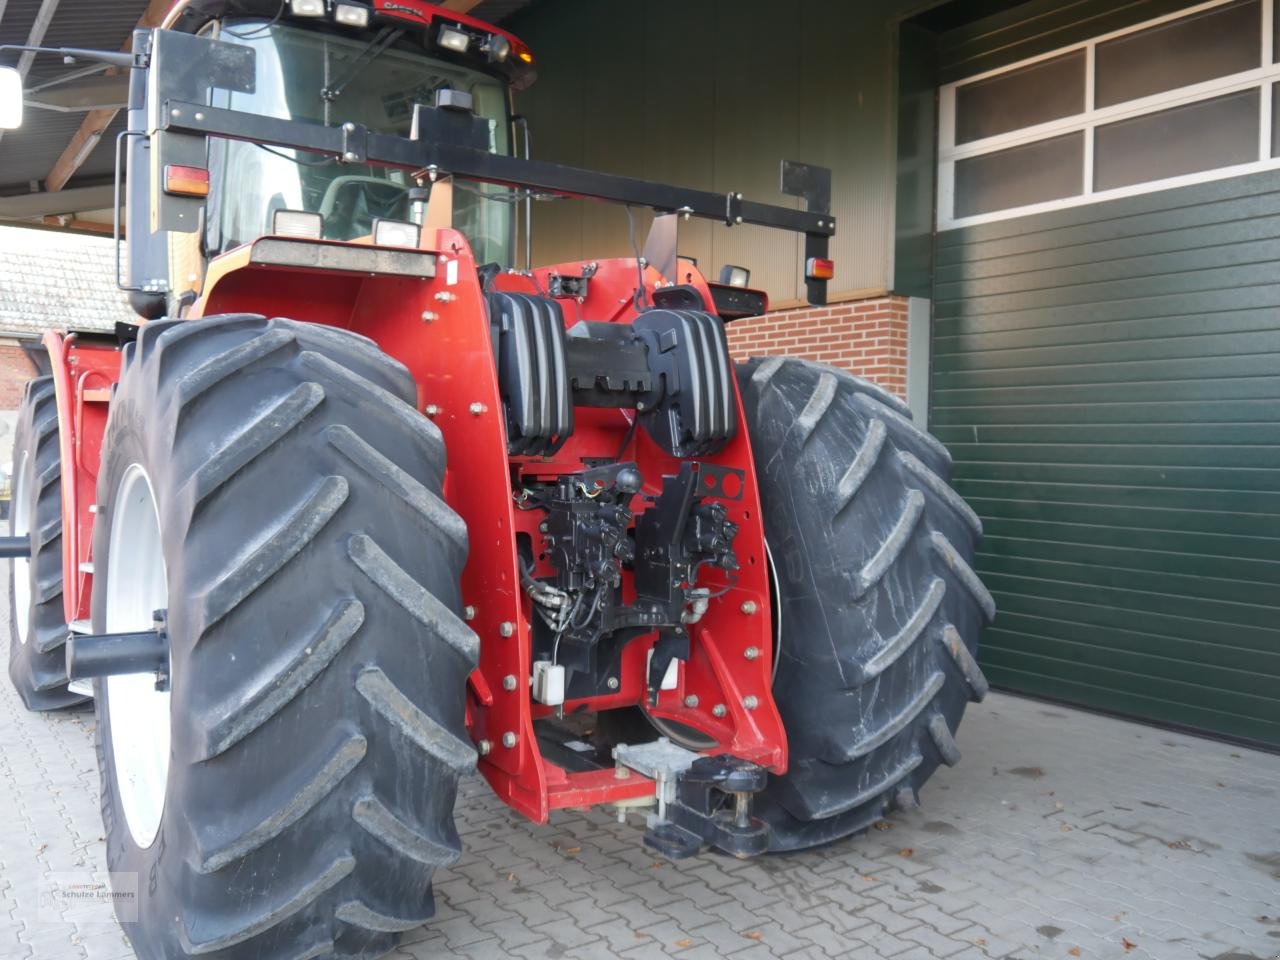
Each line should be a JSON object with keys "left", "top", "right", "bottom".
{"left": 273, "top": 209, "right": 324, "bottom": 239}
{"left": 372, "top": 218, "right": 421, "bottom": 249}
{"left": 334, "top": 3, "right": 371, "bottom": 27}
{"left": 438, "top": 27, "right": 471, "bottom": 53}
{"left": 289, "top": 0, "right": 325, "bottom": 17}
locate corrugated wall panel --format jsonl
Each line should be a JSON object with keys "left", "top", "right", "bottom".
{"left": 936, "top": 0, "right": 1193, "bottom": 83}
{"left": 505, "top": 0, "right": 907, "bottom": 302}
{"left": 932, "top": 170, "right": 1280, "bottom": 746}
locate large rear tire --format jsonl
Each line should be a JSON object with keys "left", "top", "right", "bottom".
{"left": 8, "top": 376, "right": 85, "bottom": 711}
{"left": 92, "top": 315, "right": 476, "bottom": 959}
{"left": 737, "top": 358, "right": 994, "bottom": 852}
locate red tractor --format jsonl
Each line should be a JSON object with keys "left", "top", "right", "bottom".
{"left": 2, "top": 2, "right": 992, "bottom": 957}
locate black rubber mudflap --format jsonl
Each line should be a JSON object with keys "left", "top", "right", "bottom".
{"left": 91, "top": 315, "right": 476, "bottom": 960}
{"left": 737, "top": 357, "right": 994, "bottom": 852}
{"left": 7, "top": 376, "right": 85, "bottom": 711}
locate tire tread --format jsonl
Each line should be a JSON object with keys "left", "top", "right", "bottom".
{"left": 736, "top": 356, "right": 991, "bottom": 851}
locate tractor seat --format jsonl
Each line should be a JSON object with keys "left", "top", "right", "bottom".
{"left": 318, "top": 175, "right": 411, "bottom": 240}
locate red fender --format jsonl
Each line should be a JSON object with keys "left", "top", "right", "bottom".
{"left": 42, "top": 331, "right": 122, "bottom": 625}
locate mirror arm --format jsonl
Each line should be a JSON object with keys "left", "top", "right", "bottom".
{"left": 0, "top": 44, "right": 143, "bottom": 69}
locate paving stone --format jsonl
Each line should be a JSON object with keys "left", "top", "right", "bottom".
{"left": 582, "top": 915, "right": 657, "bottom": 954}
{"left": 2, "top": 575, "right": 1279, "bottom": 960}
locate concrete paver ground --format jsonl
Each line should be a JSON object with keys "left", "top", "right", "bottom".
{"left": 2, "top": 570, "right": 1277, "bottom": 959}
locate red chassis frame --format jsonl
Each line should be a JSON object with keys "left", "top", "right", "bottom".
{"left": 45, "top": 228, "right": 787, "bottom": 823}
{"left": 43, "top": 331, "right": 121, "bottom": 627}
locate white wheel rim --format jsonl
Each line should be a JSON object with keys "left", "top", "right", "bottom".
{"left": 13, "top": 450, "right": 30, "bottom": 645}
{"left": 764, "top": 537, "right": 783, "bottom": 686}
{"left": 104, "top": 464, "right": 170, "bottom": 849}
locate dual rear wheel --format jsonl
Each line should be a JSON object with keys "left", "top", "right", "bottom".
{"left": 8, "top": 377, "right": 86, "bottom": 711}
{"left": 738, "top": 358, "right": 992, "bottom": 850}
{"left": 8, "top": 320, "right": 991, "bottom": 957}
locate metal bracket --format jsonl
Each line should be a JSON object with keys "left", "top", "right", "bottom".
{"left": 694, "top": 463, "right": 746, "bottom": 502}
{"left": 548, "top": 263, "right": 596, "bottom": 299}
{"left": 724, "top": 191, "right": 742, "bottom": 226}
{"left": 642, "top": 754, "right": 770, "bottom": 859}
{"left": 781, "top": 159, "right": 832, "bottom": 217}
{"left": 340, "top": 121, "right": 369, "bottom": 164}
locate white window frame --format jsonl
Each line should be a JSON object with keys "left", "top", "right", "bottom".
{"left": 937, "top": 0, "right": 1279, "bottom": 229}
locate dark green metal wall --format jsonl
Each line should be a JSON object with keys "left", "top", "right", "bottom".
{"left": 504, "top": 0, "right": 1280, "bottom": 744}
{"left": 932, "top": 169, "right": 1280, "bottom": 747}
{"left": 934, "top": 0, "right": 1195, "bottom": 83}
{"left": 929, "top": 0, "right": 1280, "bottom": 747}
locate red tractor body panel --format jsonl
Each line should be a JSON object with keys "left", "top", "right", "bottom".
{"left": 43, "top": 331, "right": 120, "bottom": 625}
{"left": 35, "top": 0, "right": 830, "bottom": 836}
{"left": 140, "top": 228, "right": 787, "bottom": 823}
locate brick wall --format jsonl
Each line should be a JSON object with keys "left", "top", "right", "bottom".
{"left": 0, "top": 343, "right": 36, "bottom": 410}
{"left": 723, "top": 294, "right": 909, "bottom": 398}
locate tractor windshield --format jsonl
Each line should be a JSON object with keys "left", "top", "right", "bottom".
{"left": 204, "top": 20, "right": 513, "bottom": 264}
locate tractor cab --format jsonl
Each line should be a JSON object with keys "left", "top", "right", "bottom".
{"left": 200, "top": 16, "right": 514, "bottom": 260}
{"left": 134, "top": 0, "right": 535, "bottom": 309}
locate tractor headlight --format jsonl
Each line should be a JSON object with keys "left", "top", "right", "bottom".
{"left": 372, "top": 218, "right": 421, "bottom": 249}
{"left": 272, "top": 209, "right": 324, "bottom": 239}
{"left": 288, "top": 0, "right": 326, "bottom": 17}
{"left": 334, "top": 2, "right": 370, "bottom": 27}
{"left": 438, "top": 27, "right": 470, "bottom": 53}
{"left": 719, "top": 264, "right": 751, "bottom": 288}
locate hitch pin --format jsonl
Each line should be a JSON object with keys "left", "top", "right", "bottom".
{"left": 733, "top": 791, "right": 751, "bottom": 829}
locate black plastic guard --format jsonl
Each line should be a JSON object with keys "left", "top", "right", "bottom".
{"left": 634, "top": 309, "right": 737, "bottom": 458}
{"left": 487, "top": 292, "right": 573, "bottom": 456}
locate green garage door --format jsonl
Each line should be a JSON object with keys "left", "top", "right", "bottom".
{"left": 931, "top": 171, "right": 1280, "bottom": 747}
